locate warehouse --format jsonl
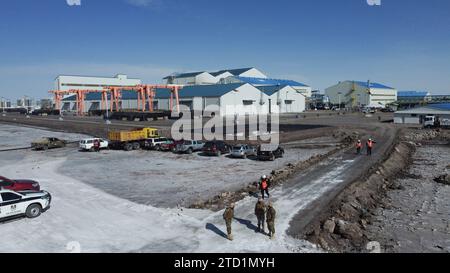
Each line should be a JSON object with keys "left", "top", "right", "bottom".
{"left": 55, "top": 74, "right": 141, "bottom": 91}
{"left": 62, "top": 83, "right": 272, "bottom": 116}
{"left": 154, "top": 83, "right": 270, "bottom": 116}
{"left": 163, "top": 71, "right": 217, "bottom": 86}
{"left": 256, "top": 85, "right": 306, "bottom": 113}
{"left": 325, "top": 80, "right": 397, "bottom": 108}
{"left": 394, "top": 103, "right": 450, "bottom": 125}
{"left": 163, "top": 67, "right": 267, "bottom": 85}
{"left": 221, "top": 76, "right": 312, "bottom": 97}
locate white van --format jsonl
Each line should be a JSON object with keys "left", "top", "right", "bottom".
{"left": 79, "top": 138, "right": 109, "bottom": 151}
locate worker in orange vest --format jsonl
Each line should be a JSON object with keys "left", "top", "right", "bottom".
{"left": 356, "top": 140, "right": 362, "bottom": 155}
{"left": 259, "top": 175, "right": 270, "bottom": 200}
{"left": 366, "top": 138, "right": 376, "bottom": 156}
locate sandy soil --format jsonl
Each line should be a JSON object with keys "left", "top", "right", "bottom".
{"left": 367, "top": 144, "right": 450, "bottom": 253}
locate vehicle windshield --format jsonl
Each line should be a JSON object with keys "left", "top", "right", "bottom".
{"left": 233, "top": 146, "right": 243, "bottom": 150}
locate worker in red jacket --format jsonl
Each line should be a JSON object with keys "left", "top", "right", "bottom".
{"left": 366, "top": 138, "right": 376, "bottom": 156}
{"left": 356, "top": 140, "right": 362, "bottom": 155}
{"left": 259, "top": 175, "right": 270, "bottom": 200}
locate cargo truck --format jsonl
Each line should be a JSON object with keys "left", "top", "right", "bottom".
{"left": 108, "top": 127, "right": 160, "bottom": 151}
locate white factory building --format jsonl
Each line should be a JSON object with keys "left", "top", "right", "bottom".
{"left": 394, "top": 104, "right": 450, "bottom": 125}
{"left": 256, "top": 85, "right": 306, "bottom": 113}
{"left": 62, "top": 83, "right": 308, "bottom": 116}
{"left": 55, "top": 74, "right": 141, "bottom": 91}
{"left": 325, "top": 81, "right": 397, "bottom": 108}
{"left": 163, "top": 68, "right": 267, "bottom": 86}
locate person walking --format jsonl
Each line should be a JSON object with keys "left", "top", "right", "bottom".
{"left": 259, "top": 175, "right": 270, "bottom": 199}
{"left": 254, "top": 198, "right": 266, "bottom": 233}
{"left": 356, "top": 140, "right": 362, "bottom": 155}
{"left": 93, "top": 139, "right": 101, "bottom": 152}
{"left": 266, "top": 201, "right": 276, "bottom": 239}
{"left": 223, "top": 203, "right": 235, "bottom": 241}
{"left": 366, "top": 138, "right": 376, "bottom": 156}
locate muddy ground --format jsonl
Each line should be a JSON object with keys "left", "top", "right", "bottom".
{"left": 302, "top": 129, "right": 450, "bottom": 253}
{"left": 367, "top": 143, "right": 450, "bottom": 253}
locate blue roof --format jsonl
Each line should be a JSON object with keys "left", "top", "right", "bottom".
{"left": 428, "top": 103, "right": 450, "bottom": 111}
{"left": 256, "top": 85, "right": 289, "bottom": 96}
{"left": 236, "top": 76, "right": 309, "bottom": 87}
{"left": 163, "top": 71, "right": 205, "bottom": 79}
{"left": 351, "top": 81, "right": 395, "bottom": 90}
{"left": 155, "top": 83, "right": 248, "bottom": 99}
{"left": 210, "top": 68, "right": 254, "bottom": 77}
{"left": 398, "top": 91, "right": 429, "bottom": 97}
{"left": 62, "top": 90, "right": 140, "bottom": 101}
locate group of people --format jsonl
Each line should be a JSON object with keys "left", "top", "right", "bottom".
{"left": 356, "top": 138, "right": 376, "bottom": 156}
{"left": 222, "top": 175, "right": 276, "bottom": 241}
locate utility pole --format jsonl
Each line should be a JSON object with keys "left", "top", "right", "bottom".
{"left": 338, "top": 92, "right": 342, "bottom": 111}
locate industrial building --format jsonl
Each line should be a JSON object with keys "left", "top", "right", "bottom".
{"left": 221, "top": 76, "right": 312, "bottom": 97}
{"left": 394, "top": 103, "right": 450, "bottom": 124}
{"left": 397, "top": 91, "right": 431, "bottom": 103}
{"left": 55, "top": 74, "right": 141, "bottom": 91}
{"left": 325, "top": 81, "right": 398, "bottom": 108}
{"left": 163, "top": 68, "right": 267, "bottom": 85}
{"left": 61, "top": 83, "right": 309, "bottom": 116}
{"left": 256, "top": 85, "right": 306, "bottom": 113}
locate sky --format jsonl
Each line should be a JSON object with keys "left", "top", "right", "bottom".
{"left": 0, "top": 0, "right": 449, "bottom": 99}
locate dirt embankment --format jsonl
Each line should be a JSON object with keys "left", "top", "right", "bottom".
{"left": 189, "top": 131, "right": 358, "bottom": 211}
{"left": 302, "top": 129, "right": 449, "bottom": 252}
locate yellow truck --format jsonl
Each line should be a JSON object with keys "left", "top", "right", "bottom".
{"left": 108, "top": 127, "right": 159, "bottom": 151}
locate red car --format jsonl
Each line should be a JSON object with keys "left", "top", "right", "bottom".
{"left": 0, "top": 176, "right": 40, "bottom": 192}
{"left": 160, "top": 139, "right": 184, "bottom": 152}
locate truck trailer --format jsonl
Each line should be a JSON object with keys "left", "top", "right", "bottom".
{"left": 108, "top": 127, "right": 159, "bottom": 151}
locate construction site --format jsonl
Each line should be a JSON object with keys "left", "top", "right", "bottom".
{"left": 1, "top": 1, "right": 450, "bottom": 262}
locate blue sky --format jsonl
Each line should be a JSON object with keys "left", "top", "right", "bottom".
{"left": 0, "top": 0, "right": 449, "bottom": 99}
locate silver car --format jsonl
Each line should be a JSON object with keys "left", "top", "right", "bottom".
{"left": 231, "top": 144, "right": 256, "bottom": 159}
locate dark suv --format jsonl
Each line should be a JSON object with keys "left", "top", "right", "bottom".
{"left": 257, "top": 144, "right": 285, "bottom": 161}
{"left": 202, "top": 141, "right": 231, "bottom": 156}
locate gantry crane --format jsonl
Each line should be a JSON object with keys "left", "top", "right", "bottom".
{"left": 49, "top": 84, "right": 182, "bottom": 116}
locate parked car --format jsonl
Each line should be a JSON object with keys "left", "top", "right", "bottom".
{"left": 145, "top": 137, "right": 171, "bottom": 150}
{"left": 257, "top": 144, "right": 285, "bottom": 161}
{"left": 202, "top": 141, "right": 231, "bottom": 156}
{"left": 231, "top": 144, "right": 256, "bottom": 159}
{"left": 160, "top": 139, "right": 184, "bottom": 152}
{"left": 0, "top": 189, "right": 51, "bottom": 221}
{"left": 31, "top": 137, "right": 66, "bottom": 150}
{"left": 0, "top": 176, "right": 40, "bottom": 192}
{"left": 176, "top": 140, "right": 205, "bottom": 154}
{"left": 79, "top": 138, "right": 109, "bottom": 151}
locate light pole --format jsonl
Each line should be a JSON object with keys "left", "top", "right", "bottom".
{"left": 105, "top": 92, "right": 111, "bottom": 125}
{"left": 338, "top": 92, "right": 342, "bottom": 111}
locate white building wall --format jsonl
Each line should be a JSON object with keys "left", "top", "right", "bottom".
{"left": 239, "top": 68, "right": 267, "bottom": 78}
{"left": 195, "top": 73, "right": 218, "bottom": 85}
{"left": 292, "top": 86, "right": 312, "bottom": 98}
{"left": 269, "top": 86, "right": 306, "bottom": 113}
{"left": 55, "top": 74, "right": 141, "bottom": 91}
{"left": 219, "top": 84, "right": 269, "bottom": 116}
{"left": 326, "top": 81, "right": 397, "bottom": 107}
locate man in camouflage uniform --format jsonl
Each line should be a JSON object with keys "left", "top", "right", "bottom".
{"left": 266, "top": 201, "right": 276, "bottom": 239}
{"left": 254, "top": 198, "right": 266, "bottom": 233}
{"left": 223, "top": 203, "right": 235, "bottom": 241}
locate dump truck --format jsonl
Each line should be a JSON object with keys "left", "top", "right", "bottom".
{"left": 108, "top": 127, "right": 159, "bottom": 151}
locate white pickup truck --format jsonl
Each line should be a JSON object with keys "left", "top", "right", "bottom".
{"left": 79, "top": 138, "right": 109, "bottom": 151}
{"left": 0, "top": 189, "right": 51, "bottom": 221}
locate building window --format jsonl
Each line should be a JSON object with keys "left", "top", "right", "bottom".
{"left": 242, "top": 100, "right": 254, "bottom": 105}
